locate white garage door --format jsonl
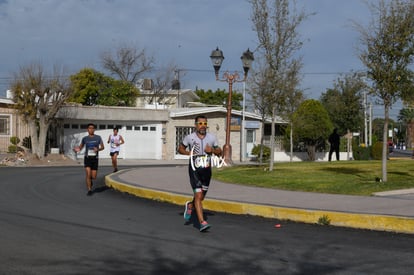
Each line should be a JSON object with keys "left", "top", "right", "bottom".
{"left": 63, "top": 122, "right": 162, "bottom": 160}
{"left": 122, "top": 124, "right": 162, "bottom": 159}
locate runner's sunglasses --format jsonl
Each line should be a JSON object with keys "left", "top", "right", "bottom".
{"left": 196, "top": 122, "right": 208, "bottom": 126}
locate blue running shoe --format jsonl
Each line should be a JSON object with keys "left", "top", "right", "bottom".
{"left": 184, "top": 201, "right": 192, "bottom": 221}
{"left": 199, "top": 221, "right": 211, "bottom": 232}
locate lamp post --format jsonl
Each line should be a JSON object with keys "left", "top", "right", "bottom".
{"left": 210, "top": 47, "right": 254, "bottom": 164}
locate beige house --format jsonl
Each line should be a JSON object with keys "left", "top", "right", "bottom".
{"left": 0, "top": 98, "right": 30, "bottom": 153}
{"left": 1, "top": 86, "right": 287, "bottom": 161}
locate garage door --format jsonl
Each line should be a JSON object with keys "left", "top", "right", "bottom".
{"left": 63, "top": 122, "right": 162, "bottom": 160}
{"left": 122, "top": 123, "right": 162, "bottom": 159}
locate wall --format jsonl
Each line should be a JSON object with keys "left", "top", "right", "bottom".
{"left": 0, "top": 106, "right": 30, "bottom": 153}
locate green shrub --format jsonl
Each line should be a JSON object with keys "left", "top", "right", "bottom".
{"left": 251, "top": 144, "right": 271, "bottom": 161}
{"left": 353, "top": 145, "right": 371, "bottom": 160}
{"left": 371, "top": 141, "right": 384, "bottom": 160}
{"left": 10, "top": 136, "right": 20, "bottom": 145}
{"left": 8, "top": 145, "right": 24, "bottom": 153}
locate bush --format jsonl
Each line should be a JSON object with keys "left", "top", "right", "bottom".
{"left": 353, "top": 144, "right": 371, "bottom": 160}
{"left": 251, "top": 144, "right": 271, "bottom": 161}
{"left": 8, "top": 145, "right": 24, "bottom": 153}
{"left": 371, "top": 141, "right": 384, "bottom": 160}
{"left": 10, "top": 136, "right": 20, "bottom": 145}
{"left": 8, "top": 136, "right": 24, "bottom": 153}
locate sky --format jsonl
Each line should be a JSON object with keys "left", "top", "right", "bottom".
{"left": 0, "top": 0, "right": 402, "bottom": 119}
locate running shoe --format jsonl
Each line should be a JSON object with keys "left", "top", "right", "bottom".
{"left": 184, "top": 201, "right": 192, "bottom": 221}
{"left": 87, "top": 190, "right": 93, "bottom": 196}
{"left": 199, "top": 221, "right": 211, "bottom": 232}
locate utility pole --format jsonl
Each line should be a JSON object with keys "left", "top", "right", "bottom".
{"left": 364, "top": 90, "right": 368, "bottom": 147}
{"left": 369, "top": 102, "right": 372, "bottom": 146}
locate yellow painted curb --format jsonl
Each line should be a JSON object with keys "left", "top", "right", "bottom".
{"left": 106, "top": 175, "right": 414, "bottom": 234}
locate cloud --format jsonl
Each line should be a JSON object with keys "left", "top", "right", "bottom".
{"left": 0, "top": 0, "right": 404, "bottom": 118}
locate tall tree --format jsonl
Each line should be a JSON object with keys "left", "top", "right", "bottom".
{"left": 69, "top": 68, "right": 139, "bottom": 106}
{"left": 320, "top": 73, "right": 365, "bottom": 135}
{"left": 249, "top": 0, "right": 310, "bottom": 170}
{"left": 291, "top": 99, "right": 333, "bottom": 161}
{"left": 10, "top": 63, "right": 74, "bottom": 159}
{"left": 196, "top": 88, "right": 243, "bottom": 110}
{"left": 101, "top": 44, "right": 154, "bottom": 83}
{"left": 355, "top": 0, "right": 414, "bottom": 182}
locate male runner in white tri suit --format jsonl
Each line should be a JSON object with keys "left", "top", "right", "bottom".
{"left": 178, "top": 115, "right": 222, "bottom": 232}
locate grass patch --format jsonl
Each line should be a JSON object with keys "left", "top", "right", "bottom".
{"left": 213, "top": 159, "right": 414, "bottom": 196}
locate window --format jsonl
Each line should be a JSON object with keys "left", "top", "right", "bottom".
{"left": 0, "top": 115, "right": 10, "bottom": 135}
{"left": 175, "top": 127, "right": 194, "bottom": 153}
{"left": 99, "top": 124, "right": 106, "bottom": 130}
{"left": 126, "top": 125, "right": 133, "bottom": 130}
{"left": 134, "top": 126, "right": 141, "bottom": 131}
{"left": 150, "top": 126, "right": 156, "bottom": 131}
{"left": 142, "top": 126, "right": 149, "bottom": 131}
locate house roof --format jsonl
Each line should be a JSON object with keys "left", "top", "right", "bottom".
{"left": 169, "top": 107, "right": 287, "bottom": 124}
{"left": 57, "top": 105, "right": 169, "bottom": 122}
{"left": 0, "top": 98, "right": 13, "bottom": 104}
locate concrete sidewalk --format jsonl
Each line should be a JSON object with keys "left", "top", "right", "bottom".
{"left": 104, "top": 160, "right": 414, "bottom": 234}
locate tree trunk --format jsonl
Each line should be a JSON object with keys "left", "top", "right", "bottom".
{"left": 27, "top": 116, "right": 49, "bottom": 159}
{"left": 269, "top": 107, "right": 276, "bottom": 171}
{"left": 259, "top": 117, "right": 266, "bottom": 165}
{"left": 37, "top": 117, "right": 49, "bottom": 159}
{"left": 307, "top": 144, "right": 316, "bottom": 161}
{"left": 28, "top": 120, "right": 40, "bottom": 158}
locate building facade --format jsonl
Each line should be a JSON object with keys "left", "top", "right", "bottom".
{"left": 0, "top": 98, "right": 30, "bottom": 153}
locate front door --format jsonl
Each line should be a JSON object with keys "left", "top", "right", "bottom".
{"left": 246, "top": 129, "right": 255, "bottom": 157}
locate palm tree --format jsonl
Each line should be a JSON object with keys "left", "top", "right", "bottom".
{"left": 398, "top": 108, "right": 414, "bottom": 149}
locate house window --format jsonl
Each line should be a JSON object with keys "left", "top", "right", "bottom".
{"left": 175, "top": 127, "right": 194, "bottom": 153}
{"left": 126, "top": 125, "right": 133, "bottom": 130}
{"left": 99, "top": 124, "right": 106, "bottom": 130}
{"left": 0, "top": 115, "right": 10, "bottom": 135}
{"left": 134, "top": 126, "right": 141, "bottom": 131}
{"left": 142, "top": 126, "right": 149, "bottom": 131}
{"left": 150, "top": 126, "right": 156, "bottom": 131}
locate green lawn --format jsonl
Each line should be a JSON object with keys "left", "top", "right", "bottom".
{"left": 212, "top": 159, "right": 414, "bottom": 196}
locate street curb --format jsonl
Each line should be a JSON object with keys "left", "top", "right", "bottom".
{"left": 105, "top": 175, "right": 414, "bottom": 235}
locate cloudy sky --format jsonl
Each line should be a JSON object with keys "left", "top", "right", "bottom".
{"left": 0, "top": 0, "right": 401, "bottom": 118}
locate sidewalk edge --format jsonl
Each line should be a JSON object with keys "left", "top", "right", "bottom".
{"left": 105, "top": 175, "right": 414, "bottom": 235}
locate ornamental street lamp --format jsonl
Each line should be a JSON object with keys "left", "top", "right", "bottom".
{"left": 210, "top": 47, "right": 254, "bottom": 164}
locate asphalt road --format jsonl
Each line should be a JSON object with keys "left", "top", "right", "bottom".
{"left": 1, "top": 166, "right": 413, "bottom": 274}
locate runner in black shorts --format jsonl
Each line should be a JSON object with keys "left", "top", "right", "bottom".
{"left": 74, "top": 123, "right": 104, "bottom": 196}
{"left": 178, "top": 115, "right": 221, "bottom": 232}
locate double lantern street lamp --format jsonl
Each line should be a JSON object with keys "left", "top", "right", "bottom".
{"left": 210, "top": 47, "right": 254, "bottom": 164}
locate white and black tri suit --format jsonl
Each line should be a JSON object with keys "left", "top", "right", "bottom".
{"left": 181, "top": 132, "right": 219, "bottom": 193}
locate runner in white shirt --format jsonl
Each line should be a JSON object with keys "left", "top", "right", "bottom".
{"left": 107, "top": 127, "right": 124, "bottom": 173}
{"left": 178, "top": 115, "right": 221, "bottom": 232}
